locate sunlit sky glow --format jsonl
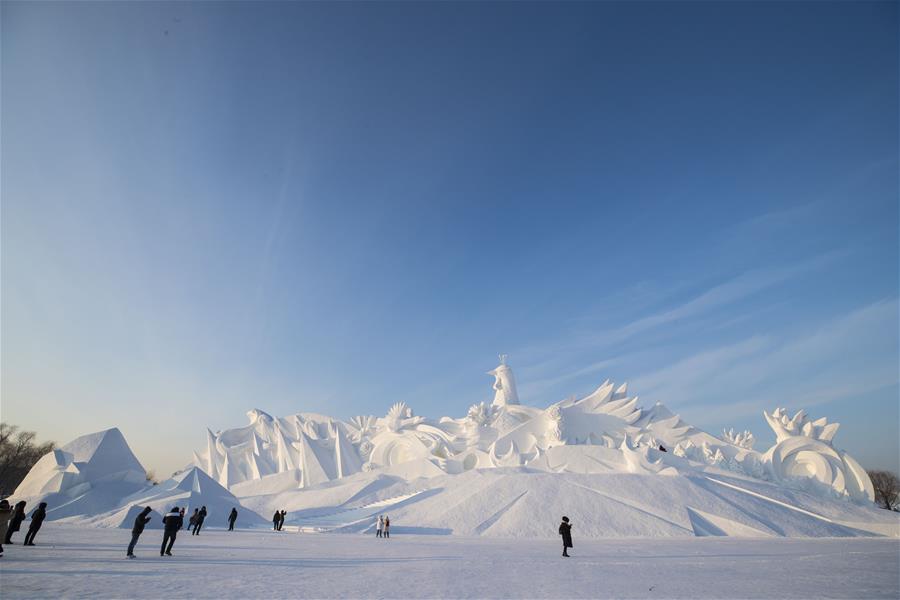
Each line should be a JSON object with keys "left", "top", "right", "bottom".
{"left": 2, "top": 1, "right": 897, "bottom": 478}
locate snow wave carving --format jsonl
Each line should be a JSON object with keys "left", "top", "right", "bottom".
{"left": 762, "top": 409, "right": 874, "bottom": 502}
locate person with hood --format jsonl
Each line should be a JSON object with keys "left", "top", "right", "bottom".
{"left": 383, "top": 516, "right": 390, "bottom": 539}
{"left": 227, "top": 507, "right": 238, "bottom": 531}
{"left": 272, "top": 510, "right": 281, "bottom": 531}
{"left": 160, "top": 507, "right": 183, "bottom": 556}
{"left": 0, "top": 500, "right": 13, "bottom": 556}
{"left": 192, "top": 506, "right": 207, "bottom": 535}
{"left": 127, "top": 506, "right": 153, "bottom": 558}
{"left": 4, "top": 501, "right": 26, "bottom": 544}
{"left": 23, "top": 502, "right": 47, "bottom": 546}
{"left": 279, "top": 510, "right": 286, "bottom": 531}
{"left": 559, "top": 516, "right": 573, "bottom": 557}
{"left": 375, "top": 515, "right": 383, "bottom": 538}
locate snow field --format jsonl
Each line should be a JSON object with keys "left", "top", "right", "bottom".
{"left": 0, "top": 524, "right": 897, "bottom": 599}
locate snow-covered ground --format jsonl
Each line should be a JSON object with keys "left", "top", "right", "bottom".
{"left": 1, "top": 524, "right": 897, "bottom": 599}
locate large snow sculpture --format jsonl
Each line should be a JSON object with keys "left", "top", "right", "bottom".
{"left": 185, "top": 357, "right": 876, "bottom": 507}
{"left": 762, "top": 408, "right": 874, "bottom": 502}
{"left": 12, "top": 428, "right": 150, "bottom": 519}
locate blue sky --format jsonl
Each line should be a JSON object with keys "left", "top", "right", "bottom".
{"left": 2, "top": 1, "right": 897, "bottom": 478}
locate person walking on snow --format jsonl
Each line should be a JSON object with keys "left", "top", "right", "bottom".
{"left": 192, "top": 506, "right": 207, "bottom": 535}
{"left": 559, "top": 516, "right": 573, "bottom": 557}
{"left": 227, "top": 507, "right": 238, "bottom": 531}
{"left": 188, "top": 508, "right": 199, "bottom": 531}
{"left": 4, "top": 501, "right": 26, "bottom": 544}
{"left": 23, "top": 502, "right": 47, "bottom": 546}
{"left": 127, "top": 506, "right": 153, "bottom": 558}
{"left": 376, "top": 515, "right": 383, "bottom": 538}
{"left": 383, "top": 516, "right": 390, "bottom": 539}
{"left": 0, "top": 500, "right": 13, "bottom": 556}
{"left": 179, "top": 507, "right": 186, "bottom": 529}
{"left": 161, "top": 507, "right": 183, "bottom": 556}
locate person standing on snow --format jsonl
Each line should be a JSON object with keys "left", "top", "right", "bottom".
{"left": 384, "top": 516, "right": 390, "bottom": 539}
{"left": 0, "top": 500, "right": 13, "bottom": 556}
{"left": 23, "top": 502, "right": 47, "bottom": 546}
{"left": 279, "top": 510, "right": 286, "bottom": 530}
{"left": 227, "top": 507, "right": 238, "bottom": 531}
{"left": 160, "top": 507, "right": 183, "bottom": 556}
{"left": 559, "top": 516, "right": 573, "bottom": 557}
{"left": 376, "top": 515, "right": 383, "bottom": 538}
{"left": 4, "top": 501, "right": 26, "bottom": 544}
{"left": 192, "top": 506, "right": 207, "bottom": 535}
{"left": 127, "top": 506, "right": 153, "bottom": 558}
{"left": 273, "top": 510, "right": 281, "bottom": 531}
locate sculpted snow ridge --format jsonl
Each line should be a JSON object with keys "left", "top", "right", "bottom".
{"left": 194, "top": 358, "right": 876, "bottom": 505}
{"left": 12, "top": 357, "right": 891, "bottom": 537}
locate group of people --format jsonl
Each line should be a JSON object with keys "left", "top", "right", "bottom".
{"left": 2, "top": 496, "right": 573, "bottom": 560}
{"left": 126, "top": 505, "right": 241, "bottom": 558}
{"left": 0, "top": 499, "right": 47, "bottom": 557}
{"left": 187, "top": 506, "right": 207, "bottom": 535}
{"left": 374, "top": 515, "right": 391, "bottom": 538}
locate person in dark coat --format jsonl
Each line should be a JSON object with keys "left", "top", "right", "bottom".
{"left": 192, "top": 506, "right": 207, "bottom": 535}
{"left": 559, "top": 516, "right": 573, "bottom": 557}
{"left": 23, "top": 502, "right": 47, "bottom": 546}
{"left": 272, "top": 510, "right": 280, "bottom": 531}
{"left": 278, "top": 510, "right": 286, "bottom": 531}
{"left": 227, "top": 507, "right": 238, "bottom": 531}
{"left": 188, "top": 508, "right": 199, "bottom": 531}
{"left": 127, "top": 506, "right": 153, "bottom": 558}
{"left": 0, "top": 499, "right": 13, "bottom": 556}
{"left": 4, "top": 501, "right": 26, "bottom": 544}
{"left": 384, "top": 516, "right": 390, "bottom": 539}
{"left": 160, "top": 507, "right": 183, "bottom": 556}
{"left": 179, "top": 507, "right": 186, "bottom": 529}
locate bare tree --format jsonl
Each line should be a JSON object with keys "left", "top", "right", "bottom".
{"left": 0, "top": 423, "right": 55, "bottom": 496}
{"left": 868, "top": 470, "right": 900, "bottom": 511}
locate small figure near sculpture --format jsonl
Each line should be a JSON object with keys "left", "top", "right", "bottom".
{"left": 559, "top": 516, "right": 572, "bottom": 557}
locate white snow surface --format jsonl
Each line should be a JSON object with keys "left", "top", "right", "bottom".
{"left": 0, "top": 524, "right": 897, "bottom": 599}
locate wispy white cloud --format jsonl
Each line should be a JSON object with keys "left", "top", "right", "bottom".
{"left": 517, "top": 254, "right": 841, "bottom": 382}
{"left": 599, "top": 254, "right": 840, "bottom": 346}
{"left": 518, "top": 358, "right": 617, "bottom": 400}
{"left": 630, "top": 298, "right": 900, "bottom": 425}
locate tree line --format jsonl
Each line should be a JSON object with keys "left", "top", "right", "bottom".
{"left": 0, "top": 423, "right": 55, "bottom": 497}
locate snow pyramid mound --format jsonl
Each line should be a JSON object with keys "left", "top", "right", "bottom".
{"left": 12, "top": 428, "right": 151, "bottom": 520}
{"left": 134, "top": 467, "right": 266, "bottom": 525}
{"left": 76, "top": 467, "right": 267, "bottom": 529}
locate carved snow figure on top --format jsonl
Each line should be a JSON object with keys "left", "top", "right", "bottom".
{"left": 761, "top": 408, "right": 874, "bottom": 503}
{"left": 488, "top": 354, "right": 519, "bottom": 406}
